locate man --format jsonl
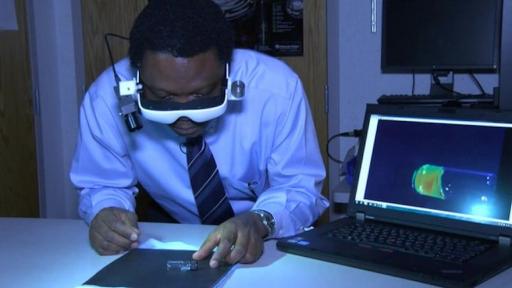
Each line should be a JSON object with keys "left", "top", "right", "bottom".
{"left": 70, "top": 0, "right": 327, "bottom": 268}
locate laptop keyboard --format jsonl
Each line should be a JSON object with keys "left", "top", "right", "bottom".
{"left": 326, "top": 221, "right": 492, "bottom": 264}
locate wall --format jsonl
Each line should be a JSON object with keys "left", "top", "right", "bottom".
{"left": 26, "top": 0, "right": 84, "bottom": 218}
{"left": 327, "top": 0, "right": 499, "bottom": 199}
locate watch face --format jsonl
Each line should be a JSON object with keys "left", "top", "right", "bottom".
{"left": 252, "top": 209, "right": 275, "bottom": 237}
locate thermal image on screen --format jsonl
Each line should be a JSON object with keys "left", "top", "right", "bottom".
{"left": 411, "top": 163, "right": 499, "bottom": 218}
{"left": 360, "top": 115, "right": 512, "bottom": 224}
{"left": 412, "top": 164, "right": 446, "bottom": 200}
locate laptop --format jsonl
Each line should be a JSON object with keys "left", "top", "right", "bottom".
{"left": 277, "top": 104, "right": 512, "bottom": 288}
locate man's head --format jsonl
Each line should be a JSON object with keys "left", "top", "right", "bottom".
{"left": 129, "top": 0, "right": 233, "bottom": 67}
{"left": 128, "top": 0, "right": 234, "bottom": 138}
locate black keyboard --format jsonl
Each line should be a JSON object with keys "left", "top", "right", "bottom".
{"left": 326, "top": 222, "right": 492, "bottom": 264}
{"left": 378, "top": 94, "right": 495, "bottom": 105}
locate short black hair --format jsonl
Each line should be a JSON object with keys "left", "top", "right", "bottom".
{"left": 128, "top": 0, "right": 234, "bottom": 67}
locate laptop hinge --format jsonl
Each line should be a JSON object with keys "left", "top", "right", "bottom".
{"left": 498, "top": 235, "right": 511, "bottom": 246}
{"left": 356, "top": 212, "right": 365, "bottom": 223}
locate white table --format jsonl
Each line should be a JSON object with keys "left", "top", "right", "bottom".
{"left": 1, "top": 218, "right": 511, "bottom": 287}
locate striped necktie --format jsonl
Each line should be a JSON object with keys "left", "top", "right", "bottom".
{"left": 186, "top": 136, "right": 234, "bottom": 224}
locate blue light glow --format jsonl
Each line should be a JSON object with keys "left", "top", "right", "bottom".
{"left": 471, "top": 204, "right": 491, "bottom": 217}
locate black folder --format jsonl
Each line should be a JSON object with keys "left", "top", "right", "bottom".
{"left": 84, "top": 249, "right": 232, "bottom": 288}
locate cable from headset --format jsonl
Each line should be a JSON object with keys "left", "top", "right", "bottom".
{"left": 104, "top": 33, "right": 128, "bottom": 81}
{"left": 104, "top": 33, "right": 142, "bottom": 132}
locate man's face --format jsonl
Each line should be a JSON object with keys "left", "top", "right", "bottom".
{"left": 139, "top": 49, "right": 225, "bottom": 138}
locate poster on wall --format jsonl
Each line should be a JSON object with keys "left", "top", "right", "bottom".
{"left": 213, "top": 0, "right": 304, "bottom": 57}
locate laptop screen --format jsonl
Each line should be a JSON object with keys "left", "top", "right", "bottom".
{"left": 354, "top": 111, "right": 512, "bottom": 229}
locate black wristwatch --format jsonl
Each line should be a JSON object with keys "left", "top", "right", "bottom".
{"left": 251, "top": 209, "right": 276, "bottom": 238}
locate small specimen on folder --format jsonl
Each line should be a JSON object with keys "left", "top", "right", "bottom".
{"left": 167, "top": 260, "right": 199, "bottom": 272}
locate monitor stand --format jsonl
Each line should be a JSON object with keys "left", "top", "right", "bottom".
{"left": 377, "top": 71, "right": 497, "bottom": 107}
{"left": 428, "top": 71, "right": 497, "bottom": 108}
{"left": 429, "top": 71, "right": 455, "bottom": 97}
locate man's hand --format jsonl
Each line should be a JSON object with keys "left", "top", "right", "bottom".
{"left": 89, "top": 207, "right": 140, "bottom": 255}
{"left": 192, "top": 212, "right": 269, "bottom": 268}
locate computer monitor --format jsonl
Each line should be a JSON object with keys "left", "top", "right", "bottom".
{"left": 381, "top": 0, "right": 502, "bottom": 73}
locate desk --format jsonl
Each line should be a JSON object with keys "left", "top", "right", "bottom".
{"left": 1, "top": 218, "right": 511, "bottom": 288}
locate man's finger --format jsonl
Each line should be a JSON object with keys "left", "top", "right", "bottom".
{"left": 225, "top": 229, "right": 249, "bottom": 264}
{"left": 90, "top": 228, "right": 125, "bottom": 255}
{"left": 240, "top": 234, "right": 263, "bottom": 264}
{"left": 106, "top": 210, "right": 139, "bottom": 241}
{"left": 192, "top": 233, "right": 221, "bottom": 260}
{"left": 101, "top": 223, "right": 136, "bottom": 249}
{"left": 116, "top": 209, "right": 139, "bottom": 229}
{"left": 210, "top": 238, "right": 235, "bottom": 268}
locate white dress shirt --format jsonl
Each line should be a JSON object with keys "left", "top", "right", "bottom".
{"left": 70, "top": 49, "right": 328, "bottom": 238}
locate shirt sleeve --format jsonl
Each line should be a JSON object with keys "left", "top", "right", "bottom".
{"left": 251, "top": 76, "right": 329, "bottom": 238}
{"left": 69, "top": 86, "right": 138, "bottom": 225}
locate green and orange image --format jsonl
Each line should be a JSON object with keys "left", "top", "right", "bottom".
{"left": 412, "top": 164, "right": 446, "bottom": 200}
